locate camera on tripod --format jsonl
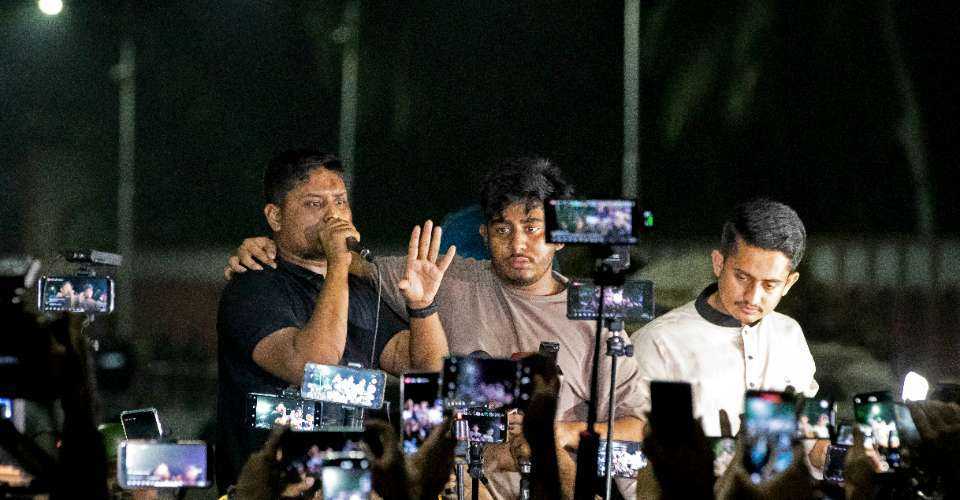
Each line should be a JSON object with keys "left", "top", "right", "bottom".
{"left": 36, "top": 249, "right": 122, "bottom": 315}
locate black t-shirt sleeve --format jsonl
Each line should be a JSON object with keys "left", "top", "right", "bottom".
{"left": 219, "top": 271, "right": 303, "bottom": 358}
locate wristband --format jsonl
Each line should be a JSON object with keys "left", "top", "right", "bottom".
{"left": 406, "top": 300, "right": 439, "bottom": 318}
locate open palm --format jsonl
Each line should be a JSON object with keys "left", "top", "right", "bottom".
{"left": 399, "top": 220, "right": 456, "bottom": 308}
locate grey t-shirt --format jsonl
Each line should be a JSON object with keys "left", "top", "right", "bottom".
{"left": 365, "top": 256, "right": 645, "bottom": 499}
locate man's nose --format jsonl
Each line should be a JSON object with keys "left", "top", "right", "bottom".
{"left": 511, "top": 231, "right": 528, "bottom": 253}
{"left": 744, "top": 283, "right": 763, "bottom": 305}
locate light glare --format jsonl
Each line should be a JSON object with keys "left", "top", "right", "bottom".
{"left": 902, "top": 371, "right": 930, "bottom": 401}
{"left": 38, "top": 0, "right": 63, "bottom": 16}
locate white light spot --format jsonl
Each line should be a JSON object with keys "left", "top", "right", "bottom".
{"left": 38, "top": 0, "right": 63, "bottom": 16}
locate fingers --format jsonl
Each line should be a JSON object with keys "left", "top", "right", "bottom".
{"left": 406, "top": 225, "right": 421, "bottom": 270}
{"left": 239, "top": 249, "right": 265, "bottom": 271}
{"left": 418, "top": 220, "right": 433, "bottom": 261}
{"left": 427, "top": 224, "right": 442, "bottom": 263}
{"left": 719, "top": 409, "right": 733, "bottom": 438}
{"left": 438, "top": 245, "right": 457, "bottom": 273}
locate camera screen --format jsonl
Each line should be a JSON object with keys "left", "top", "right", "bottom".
{"left": 797, "top": 398, "right": 833, "bottom": 439}
{"left": 823, "top": 444, "right": 849, "bottom": 482}
{"left": 566, "top": 280, "right": 654, "bottom": 321}
{"left": 249, "top": 393, "right": 317, "bottom": 431}
{"left": 321, "top": 459, "right": 372, "bottom": 500}
{"left": 39, "top": 276, "right": 113, "bottom": 314}
{"left": 596, "top": 440, "right": 646, "bottom": 478}
{"left": 120, "top": 442, "right": 209, "bottom": 489}
{"left": 546, "top": 199, "right": 644, "bottom": 245}
{"left": 0, "top": 398, "right": 12, "bottom": 420}
{"left": 743, "top": 391, "right": 796, "bottom": 484}
{"left": 854, "top": 401, "right": 900, "bottom": 450}
{"left": 401, "top": 373, "right": 444, "bottom": 454}
{"left": 835, "top": 423, "right": 854, "bottom": 446}
{"left": 301, "top": 364, "right": 386, "bottom": 409}
{"left": 442, "top": 356, "right": 521, "bottom": 409}
{"left": 280, "top": 436, "right": 365, "bottom": 488}
{"left": 457, "top": 408, "right": 507, "bottom": 444}
{"left": 709, "top": 437, "right": 737, "bottom": 478}
{"left": 121, "top": 409, "right": 161, "bottom": 439}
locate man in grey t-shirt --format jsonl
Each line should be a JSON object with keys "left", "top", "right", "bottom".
{"left": 229, "top": 157, "right": 646, "bottom": 499}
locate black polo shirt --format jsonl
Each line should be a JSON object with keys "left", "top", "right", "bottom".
{"left": 215, "top": 256, "right": 406, "bottom": 492}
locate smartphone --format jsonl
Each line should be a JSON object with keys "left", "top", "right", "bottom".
{"left": 120, "top": 408, "right": 162, "bottom": 440}
{"left": 321, "top": 452, "right": 373, "bottom": 500}
{"left": 0, "top": 397, "right": 13, "bottom": 420}
{"left": 37, "top": 275, "right": 114, "bottom": 314}
{"left": 456, "top": 408, "right": 507, "bottom": 444}
{"left": 649, "top": 381, "right": 694, "bottom": 439}
{"left": 247, "top": 393, "right": 317, "bottom": 431}
{"left": 742, "top": 390, "right": 796, "bottom": 484}
{"left": 280, "top": 434, "right": 365, "bottom": 487}
{"left": 545, "top": 199, "right": 650, "bottom": 245}
{"left": 400, "top": 373, "right": 444, "bottom": 454}
{"left": 853, "top": 394, "right": 905, "bottom": 470}
{"left": 823, "top": 444, "right": 850, "bottom": 483}
{"left": 796, "top": 397, "right": 835, "bottom": 439}
{"left": 117, "top": 440, "right": 211, "bottom": 489}
{"left": 441, "top": 356, "right": 523, "bottom": 410}
{"left": 597, "top": 440, "right": 646, "bottom": 478}
{"left": 708, "top": 437, "right": 737, "bottom": 478}
{"left": 301, "top": 363, "right": 386, "bottom": 409}
{"left": 566, "top": 280, "right": 655, "bottom": 321}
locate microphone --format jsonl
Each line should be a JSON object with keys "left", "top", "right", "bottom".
{"left": 345, "top": 236, "right": 374, "bottom": 262}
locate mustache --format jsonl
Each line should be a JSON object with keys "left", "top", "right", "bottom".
{"left": 734, "top": 301, "right": 762, "bottom": 312}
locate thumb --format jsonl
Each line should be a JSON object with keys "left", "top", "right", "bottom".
{"left": 398, "top": 279, "right": 410, "bottom": 290}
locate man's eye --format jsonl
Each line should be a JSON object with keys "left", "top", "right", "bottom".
{"left": 763, "top": 283, "right": 778, "bottom": 292}
{"left": 495, "top": 226, "right": 510, "bottom": 235}
{"left": 307, "top": 201, "right": 323, "bottom": 208}
{"left": 335, "top": 198, "right": 346, "bottom": 206}
{"left": 526, "top": 225, "right": 541, "bottom": 233}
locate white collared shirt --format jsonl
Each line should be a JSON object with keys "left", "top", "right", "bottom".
{"left": 630, "top": 285, "right": 818, "bottom": 436}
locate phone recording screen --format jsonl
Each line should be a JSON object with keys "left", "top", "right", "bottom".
{"left": 321, "top": 454, "right": 372, "bottom": 500}
{"left": 457, "top": 408, "right": 507, "bottom": 444}
{"left": 566, "top": 280, "right": 654, "bottom": 321}
{"left": 835, "top": 423, "right": 854, "bottom": 446}
{"left": 823, "top": 444, "right": 849, "bottom": 482}
{"left": 301, "top": 363, "right": 386, "bottom": 409}
{"left": 39, "top": 276, "right": 113, "bottom": 314}
{"left": 797, "top": 398, "right": 834, "bottom": 439}
{"left": 596, "top": 440, "right": 646, "bottom": 478}
{"left": 401, "top": 373, "right": 444, "bottom": 454}
{"left": 249, "top": 393, "right": 317, "bottom": 431}
{"left": 120, "top": 441, "right": 209, "bottom": 489}
{"left": 743, "top": 391, "right": 796, "bottom": 484}
{"left": 0, "top": 398, "right": 12, "bottom": 420}
{"left": 441, "top": 356, "right": 521, "bottom": 409}
{"left": 280, "top": 434, "right": 365, "bottom": 489}
{"left": 121, "top": 409, "right": 161, "bottom": 439}
{"left": 546, "top": 199, "right": 640, "bottom": 245}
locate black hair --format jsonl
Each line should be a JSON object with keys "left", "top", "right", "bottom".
{"left": 720, "top": 198, "right": 806, "bottom": 270}
{"left": 479, "top": 157, "right": 574, "bottom": 223}
{"left": 262, "top": 149, "right": 343, "bottom": 205}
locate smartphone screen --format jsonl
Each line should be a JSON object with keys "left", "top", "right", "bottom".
{"left": 835, "top": 422, "right": 854, "bottom": 446}
{"left": 823, "top": 444, "right": 849, "bottom": 483}
{"left": 301, "top": 363, "right": 386, "bottom": 409}
{"left": 321, "top": 453, "right": 372, "bottom": 500}
{"left": 279, "top": 431, "right": 365, "bottom": 486}
{"left": 545, "top": 199, "right": 644, "bottom": 245}
{"left": 118, "top": 441, "right": 210, "bottom": 489}
{"left": 797, "top": 398, "right": 834, "bottom": 439}
{"left": 248, "top": 393, "right": 317, "bottom": 431}
{"left": 120, "top": 408, "right": 162, "bottom": 440}
{"left": 853, "top": 399, "right": 901, "bottom": 464}
{"left": 38, "top": 275, "right": 114, "bottom": 314}
{"left": 743, "top": 391, "right": 796, "bottom": 484}
{"left": 0, "top": 398, "right": 12, "bottom": 420}
{"left": 566, "top": 280, "right": 655, "bottom": 321}
{"left": 457, "top": 408, "right": 507, "bottom": 444}
{"left": 441, "top": 356, "right": 521, "bottom": 409}
{"left": 649, "top": 381, "right": 694, "bottom": 439}
{"left": 400, "top": 373, "right": 444, "bottom": 454}
{"left": 597, "top": 440, "right": 646, "bottom": 478}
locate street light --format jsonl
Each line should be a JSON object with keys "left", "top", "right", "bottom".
{"left": 37, "top": 0, "right": 63, "bottom": 16}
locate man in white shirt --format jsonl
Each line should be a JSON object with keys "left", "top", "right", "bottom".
{"left": 630, "top": 198, "right": 817, "bottom": 436}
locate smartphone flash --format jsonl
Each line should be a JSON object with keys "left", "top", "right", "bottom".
{"left": 902, "top": 371, "right": 930, "bottom": 401}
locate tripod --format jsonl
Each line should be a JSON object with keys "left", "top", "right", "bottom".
{"left": 573, "top": 253, "right": 634, "bottom": 500}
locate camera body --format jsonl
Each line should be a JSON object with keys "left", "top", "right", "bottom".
{"left": 301, "top": 363, "right": 386, "bottom": 410}
{"left": 117, "top": 440, "right": 211, "bottom": 489}
{"left": 544, "top": 199, "right": 651, "bottom": 246}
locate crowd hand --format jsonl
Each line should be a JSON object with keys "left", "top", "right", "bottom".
{"left": 225, "top": 236, "right": 278, "bottom": 279}
{"left": 398, "top": 220, "right": 456, "bottom": 309}
{"left": 841, "top": 426, "right": 883, "bottom": 499}
{"left": 908, "top": 400, "right": 960, "bottom": 492}
{"left": 714, "top": 417, "right": 814, "bottom": 500}
{"left": 519, "top": 358, "right": 565, "bottom": 500}
{"left": 643, "top": 417, "right": 714, "bottom": 499}
{"left": 364, "top": 418, "right": 457, "bottom": 500}
{"left": 233, "top": 425, "right": 288, "bottom": 500}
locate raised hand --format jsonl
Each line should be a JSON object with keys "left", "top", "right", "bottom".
{"left": 398, "top": 220, "right": 456, "bottom": 309}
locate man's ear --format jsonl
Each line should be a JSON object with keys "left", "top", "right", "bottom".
{"left": 782, "top": 271, "right": 800, "bottom": 296}
{"left": 478, "top": 224, "right": 488, "bottom": 247}
{"left": 711, "top": 249, "right": 725, "bottom": 279}
{"left": 264, "top": 204, "right": 282, "bottom": 232}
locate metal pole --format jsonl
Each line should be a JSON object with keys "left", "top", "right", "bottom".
{"left": 622, "top": 0, "right": 640, "bottom": 199}
{"left": 114, "top": 33, "right": 136, "bottom": 341}
{"left": 338, "top": 0, "right": 360, "bottom": 195}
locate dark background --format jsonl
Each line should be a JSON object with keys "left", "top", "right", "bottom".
{"left": 1, "top": 1, "right": 958, "bottom": 493}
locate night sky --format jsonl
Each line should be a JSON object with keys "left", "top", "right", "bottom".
{"left": 1, "top": 0, "right": 958, "bottom": 255}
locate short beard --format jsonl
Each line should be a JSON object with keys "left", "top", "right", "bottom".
{"left": 491, "top": 260, "right": 542, "bottom": 288}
